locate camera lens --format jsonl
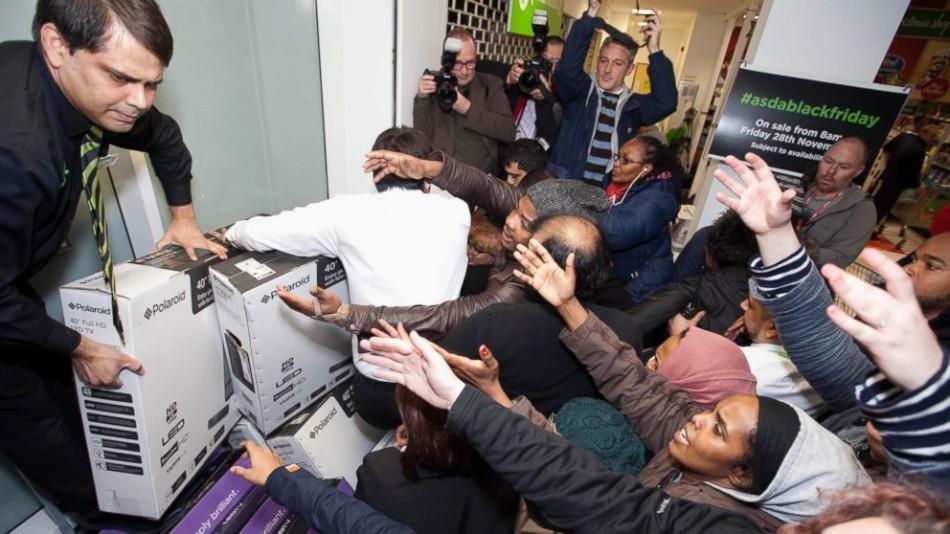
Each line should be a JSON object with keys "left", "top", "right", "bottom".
{"left": 437, "top": 82, "right": 457, "bottom": 112}
{"left": 519, "top": 69, "right": 540, "bottom": 92}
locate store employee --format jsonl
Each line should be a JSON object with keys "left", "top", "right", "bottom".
{"left": 0, "top": 0, "right": 223, "bottom": 518}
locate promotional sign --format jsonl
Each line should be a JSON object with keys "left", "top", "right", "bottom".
{"left": 898, "top": 8, "right": 950, "bottom": 39}
{"left": 508, "top": 0, "right": 564, "bottom": 37}
{"left": 709, "top": 66, "right": 909, "bottom": 175}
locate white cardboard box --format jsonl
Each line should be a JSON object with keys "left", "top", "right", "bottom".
{"left": 267, "top": 377, "right": 387, "bottom": 487}
{"left": 60, "top": 244, "right": 240, "bottom": 519}
{"left": 209, "top": 251, "right": 353, "bottom": 435}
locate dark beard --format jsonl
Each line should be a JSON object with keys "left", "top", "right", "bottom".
{"left": 918, "top": 294, "right": 950, "bottom": 317}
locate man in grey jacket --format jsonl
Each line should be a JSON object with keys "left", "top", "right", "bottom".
{"left": 792, "top": 137, "right": 876, "bottom": 267}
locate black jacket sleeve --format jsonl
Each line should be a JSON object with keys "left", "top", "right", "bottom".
{"left": 109, "top": 105, "right": 193, "bottom": 206}
{"left": 446, "top": 386, "right": 761, "bottom": 534}
{"left": 0, "top": 145, "right": 81, "bottom": 355}
{"left": 266, "top": 468, "right": 415, "bottom": 534}
{"left": 623, "top": 277, "right": 699, "bottom": 336}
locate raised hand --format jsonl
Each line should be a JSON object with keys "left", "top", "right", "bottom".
{"left": 822, "top": 248, "right": 943, "bottom": 391}
{"left": 362, "top": 150, "right": 432, "bottom": 183}
{"left": 642, "top": 12, "right": 663, "bottom": 53}
{"left": 513, "top": 238, "right": 576, "bottom": 308}
{"left": 714, "top": 153, "right": 797, "bottom": 236}
{"left": 439, "top": 344, "right": 512, "bottom": 407}
{"left": 361, "top": 331, "right": 466, "bottom": 410}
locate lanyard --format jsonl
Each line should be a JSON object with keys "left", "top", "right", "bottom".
{"left": 796, "top": 188, "right": 844, "bottom": 231}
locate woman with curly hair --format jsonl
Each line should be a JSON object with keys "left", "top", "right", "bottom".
{"left": 779, "top": 482, "right": 949, "bottom": 533}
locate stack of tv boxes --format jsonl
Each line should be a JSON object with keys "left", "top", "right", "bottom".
{"left": 61, "top": 240, "right": 385, "bottom": 520}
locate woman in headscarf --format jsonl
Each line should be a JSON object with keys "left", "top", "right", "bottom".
{"left": 646, "top": 326, "right": 757, "bottom": 409}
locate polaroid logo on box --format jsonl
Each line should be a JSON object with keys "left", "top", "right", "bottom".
{"left": 260, "top": 275, "right": 310, "bottom": 304}
{"left": 308, "top": 406, "right": 338, "bottom": 439}
{"left": 68, "top": 302, "right": 111, "bottom": 315}
{"left": 143, "top": 290, "right": 187, "bottom": 320}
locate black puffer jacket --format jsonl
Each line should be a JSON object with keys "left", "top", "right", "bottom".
{"left": 624, "top": 265, "right": 750, "bottom": 342}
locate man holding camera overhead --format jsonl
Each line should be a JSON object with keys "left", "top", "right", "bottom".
{"left": 414, "top": 28, "right": 515, "bottom": 174}
{"left": 551, "top": 0, "right": 677, "bottom": 184}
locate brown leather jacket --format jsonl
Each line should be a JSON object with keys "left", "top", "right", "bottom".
{"left": 344, "top": 156, "right": 527, "bottom": 340}
{"left": 513, "top": 311, "right": 784, "bottom": 532}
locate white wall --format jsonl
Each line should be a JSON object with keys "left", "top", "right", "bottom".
{"left": 396, "top": 0, "right": 447, "bottom": 128}
{"left": 317, "top": 0, "right": 396, "bottom": 196}
{"left": 665, "top": 12, "right": 728, "bottom": 133}
{"left": 747, "top": 0, "right": 910, "bottom": 84}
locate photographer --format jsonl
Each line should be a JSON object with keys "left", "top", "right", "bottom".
{"left": 551, "top": 0, "right": 677, "bottom": 184}
{"left": 414, "top": 28, "right": 515, "bottom": 174}
{"left": 506, "top": 35, "right": 564, "bottom": 145}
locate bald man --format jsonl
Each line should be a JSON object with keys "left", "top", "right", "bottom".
{"left": 792, "top": 137, "right": 877, "bottom": 267}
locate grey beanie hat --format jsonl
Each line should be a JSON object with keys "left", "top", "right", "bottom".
{"left": 525, "top": 179, "right": 609, "bottom": 224}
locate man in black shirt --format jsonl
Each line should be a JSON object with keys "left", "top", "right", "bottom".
{"left": 0, "top": 0, "right": 224, "bottom": 513}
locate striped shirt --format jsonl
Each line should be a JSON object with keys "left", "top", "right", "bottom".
{"left": 582, "top": 93, "right": 619, "bottom": 182}
{"left": 856, "top": 352, "right": 950, "bottom": 462}
{"left": 748, "top": 246, "right": 811, "bottom": 299}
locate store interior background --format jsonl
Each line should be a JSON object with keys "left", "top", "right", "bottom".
{"left": 2, "top": 0, "right": 948, "bottom": 531}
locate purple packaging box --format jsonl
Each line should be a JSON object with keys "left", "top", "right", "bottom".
{"left": 168, "top": 458, "right": 254, "bottom": 534}
{"left": 239, "top": 498, "right": 292, "bottom": 534}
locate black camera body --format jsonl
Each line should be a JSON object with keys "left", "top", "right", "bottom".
{"left": 426, "top": 37, "right": 463, "bottom": 112}
{"left": 519, "top": 10, "right": 552, "bottom": 94}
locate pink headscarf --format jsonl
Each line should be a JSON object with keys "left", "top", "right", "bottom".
{"left": 657, "top": 327, "right": 757, "bottom": 409}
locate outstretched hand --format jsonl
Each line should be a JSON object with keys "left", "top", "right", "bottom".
{"left": 440, "top": 344, "right": 512, "bottom": 407}
{"left": 822, "top": 248, "right": 943, "bottom": 391}
{"left": 513, "top": 239, "right": 576, "bottom": 307}
{"left": 363, "top": 150, "right": 429, "bottom": 182}
{"left": 277, "top": 285, "right": 342, "bottom": 318}
{"left": 361, "top": 331, "right": 466, "bottom": 410}
{"left": 230, "top": 441, "right": 284, "bottom": 487}
{"left": 714, "top": 153, "right": 797, "bottom": 235}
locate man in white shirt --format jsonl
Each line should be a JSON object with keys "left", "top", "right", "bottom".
{"left": 737, "top": 293, "right": 826, "bottom": 417}
{"left": 224, "top": 127, "right": 470, "bottom": 428}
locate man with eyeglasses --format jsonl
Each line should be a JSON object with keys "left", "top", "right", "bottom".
{"left": 550, "top": 0, "right": 676, "bottom": 184}
{"left": 414, "top": 28, "right": 515, "bottom": 174}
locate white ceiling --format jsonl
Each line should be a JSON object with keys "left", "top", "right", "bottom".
{"left": 606, "top": 0, "right": 754, "bottom": 16}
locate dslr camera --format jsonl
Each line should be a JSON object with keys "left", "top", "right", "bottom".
{"left": 518, "top": 10, "right": 551, "bottom": 93}
{"left": 424, "top": 37, "right": 463, "bottom": 112}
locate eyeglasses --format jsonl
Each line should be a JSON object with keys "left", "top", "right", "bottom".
{"left": 453, "top": 60, "right": 477, "bottom": 72}
{"left": 614, "top": 154, "right": 646, "bottom": 166}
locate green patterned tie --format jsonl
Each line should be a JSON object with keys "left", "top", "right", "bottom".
{"left": 81, "top": 126, "right": 125, "bottom": 344}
